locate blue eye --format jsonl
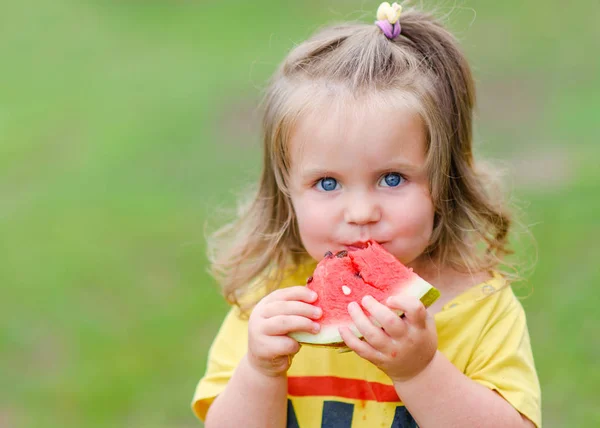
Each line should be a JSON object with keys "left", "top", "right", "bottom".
{"left": 316, "top": 177, "right": 339, "bottom": 191}
{"left": 380, "top": 173, "right": 404, "bottom": 187}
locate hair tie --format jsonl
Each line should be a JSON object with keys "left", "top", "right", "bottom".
{"left": 375, "top": 2, "right": 402, "bottom": 39}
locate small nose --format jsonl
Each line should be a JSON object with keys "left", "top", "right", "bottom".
{"left": 344, "top": 192, "right": 381, "bottom": 225}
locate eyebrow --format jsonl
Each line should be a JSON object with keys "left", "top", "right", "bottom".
{"left": 300, "top": 167, "right": 334, "bottom": 178}
{"left": 300, "top": 161, "right": 420, "bottom": 178}
{"left": 379, "top": 161, "right": 420, "bottom": 172}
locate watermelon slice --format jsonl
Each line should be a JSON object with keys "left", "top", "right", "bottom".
{"left": 290, "top": 240, "right": 440, "bottom": 347}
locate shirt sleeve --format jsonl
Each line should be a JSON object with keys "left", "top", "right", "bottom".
{"left": 465, "top": 291, "right": 542, "bottom": 427}
{"left": 191, "top": 307, "right": 249, "bottom": 422}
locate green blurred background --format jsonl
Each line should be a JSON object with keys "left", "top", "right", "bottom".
{"left": 1, "top": 0, "right": 598, "bottom": 427}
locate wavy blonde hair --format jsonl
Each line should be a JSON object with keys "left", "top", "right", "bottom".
{"left": 207, "top": 8, "right": 516, "bottom": 314}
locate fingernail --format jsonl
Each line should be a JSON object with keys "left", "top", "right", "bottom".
{"left": 314, "top": 307, "right": 322, "bottom": 318}
{"left": 313, "top": 322, "right": 321, "bottom": 332}
{"left": 311, "top": 292, "right": 318, "bottom": 300}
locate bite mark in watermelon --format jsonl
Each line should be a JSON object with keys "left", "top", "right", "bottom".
{"left": 289, "top": 240, "right": 440, "bottom": 347}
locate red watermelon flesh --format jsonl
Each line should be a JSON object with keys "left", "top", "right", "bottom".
{"left": 289, "top": 241, "right": 440, "bottom": 347}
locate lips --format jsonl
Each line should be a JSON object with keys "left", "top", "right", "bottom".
{"left": 345, "top": 241, "right": 378, "bottom": 251}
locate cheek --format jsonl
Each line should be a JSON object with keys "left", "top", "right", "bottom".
{"left": 291, "top": 195, "right": 332, "bottom": 239}
{"left": 386, "top": 193, "right": 434, "bottom": 264}
{"left": 416, "top": 197, "right": 435, "bottom": 233}
{"left": 393, "top": 190, "right": 435, "bottom": 237}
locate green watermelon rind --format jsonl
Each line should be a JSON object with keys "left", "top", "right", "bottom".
{"left": 419, "top": 286, "right": 441, "bottom": 308}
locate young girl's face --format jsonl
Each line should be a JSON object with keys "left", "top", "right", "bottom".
{"left": 288, "top": 99, "right": 435, "bottom": 268}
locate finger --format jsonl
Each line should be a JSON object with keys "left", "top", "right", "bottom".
{"left": 262, "top": 301, "right": 322, "bottom": 320}
{"left": 339, "top": 326, "right": 380, "bottom": 363}
{"left": 361, "top": 295, "right": 407, "bottom": 338}
{"left": 261, "top": 286, "right": 318, "bottom": 304}
{"left": 262, "top": 315, "right": 320, "bottom": 336}
{"left": 272, "top": 336, "right": 301, "bottom": 357}
{"left": 253, "top": 336, "right": 301, "bottom": 359}
{"left": 348, "top": 301, "right": 389, "bottom": 349}
{"left": 386, "top": 295, "right": 428, "bottom": 328}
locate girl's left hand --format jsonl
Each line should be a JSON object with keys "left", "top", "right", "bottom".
{"left": 339, "top": 294, "right": 438, "bottom": 383}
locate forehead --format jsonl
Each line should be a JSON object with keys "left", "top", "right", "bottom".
{"left": 288, "top": 91, "right": 428, "bottom": 171}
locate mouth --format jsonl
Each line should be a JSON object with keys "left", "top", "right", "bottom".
{"left": 344, "top": 240, "right": 385, "bottom": 251}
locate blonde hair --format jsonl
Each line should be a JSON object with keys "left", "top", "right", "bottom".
{"left": 208, "top": 8, "right": 515, "bottom": 313}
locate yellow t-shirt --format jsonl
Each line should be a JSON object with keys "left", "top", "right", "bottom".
{"left": 191, "top": 264, "right": 542, "bottom": 427}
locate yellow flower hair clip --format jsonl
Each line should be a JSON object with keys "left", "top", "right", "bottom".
{"left": 375, "top": 2, "right": 403, "bottom": 39}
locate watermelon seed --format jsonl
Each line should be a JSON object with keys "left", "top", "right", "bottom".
{"left": 355, "top": 272, "right": 363, "bottom": 279}
{"left": 335, "top": 250, "right": 348, "bottom": 258}
{"left": 342, "top": 285, "right": 352, "bottom": 295}
{"left": 324, "top": 251, "right": 333, "bottom": 258}
{"left": 306, "top": 276, "right": 313, "bottom": 284}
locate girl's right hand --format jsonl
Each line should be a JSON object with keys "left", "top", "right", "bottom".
{"left": 247, "top": 286, "right": 322, "bottom": 378}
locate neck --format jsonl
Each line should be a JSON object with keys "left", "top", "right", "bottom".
{"left": 408, "top": 253, "right": 444, "bottom": 284}
{"left": 408, "top": 254, "right": 491, "bottom": 296}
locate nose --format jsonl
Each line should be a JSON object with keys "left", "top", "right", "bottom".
{"left": 344, "top": 192, "right": 381, "bottom": 225}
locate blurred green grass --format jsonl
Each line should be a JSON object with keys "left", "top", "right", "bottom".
{"left": 0, "top": 1, "right": 598, "bottom": 427}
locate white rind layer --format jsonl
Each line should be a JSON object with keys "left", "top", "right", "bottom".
{"left": 290, "top": 324, "right": 360, "bottom": 345}
{"left": 289, "top": 275, "right": 438, "bottom": 346}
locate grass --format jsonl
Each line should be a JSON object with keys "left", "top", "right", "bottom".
{"left": 0, "top": 0, "right": 598, "bottom": 427}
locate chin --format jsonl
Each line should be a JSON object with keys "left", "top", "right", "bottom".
{"left": 381, "top": 244, "right": 424, "bottom": 265}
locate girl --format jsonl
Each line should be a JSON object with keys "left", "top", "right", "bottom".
{"left": 192, "top": 3, "right": 541, "bottom": 427}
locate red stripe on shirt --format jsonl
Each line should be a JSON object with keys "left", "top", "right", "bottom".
{"left": 288, "top": 376, "right": 401, "bottom": 402}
